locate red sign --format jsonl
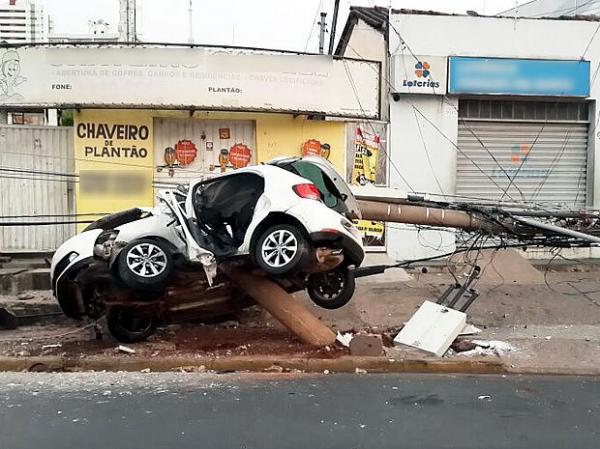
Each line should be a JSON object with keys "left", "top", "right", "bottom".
{"left": 174, "top": 139, "right": 197, "bottom": 166}
{"left": 228, "top": 143, "right": 252, "bottom": 169}
{"left": 302, "top": 139, "right": 322, "bottom": 157}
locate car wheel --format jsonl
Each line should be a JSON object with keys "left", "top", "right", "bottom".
{"left": 254, "top": 224, "right": 306, "bottom": 275}
{"left": 307, "top": 267, "right": 355, "bottom": 310}
{"left": 117, "top": 238, "right": 173, "bottom": 291}
{"left": 106, "top": 307, "right": 158, "bottom": 343}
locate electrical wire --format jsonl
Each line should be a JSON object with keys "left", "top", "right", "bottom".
{"left": 412, "top": 108, "right": 447, "bottom": 200}
{"left": 341, "top": 59, "right": 415, "bottom": 192}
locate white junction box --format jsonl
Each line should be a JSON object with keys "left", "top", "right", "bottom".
{"left": 394, "top": 301, "right": 467, "bottom": 357}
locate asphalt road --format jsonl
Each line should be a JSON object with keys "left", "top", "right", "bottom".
{"left": 0, "top": 372, "right": 598, "bottom": 449}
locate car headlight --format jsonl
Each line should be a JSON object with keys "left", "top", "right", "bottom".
{"left": 94, "top": 230, "right": 119, "bottom": 259}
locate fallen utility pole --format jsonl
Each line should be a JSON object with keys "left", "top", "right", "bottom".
{"left": 357, "top": 199, "right": 486, "bottom": 231}
{"left": 222, "top": 266, "right": 337, "bottom": 347}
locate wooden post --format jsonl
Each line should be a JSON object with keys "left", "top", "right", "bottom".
{"left": 223, "top": 267, "right": 336, "bottom": 347}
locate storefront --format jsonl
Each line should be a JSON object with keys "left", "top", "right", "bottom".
{"left": 0, "top": 43, "right": 380, "bottom": 238}
{"left": 383, "top": 11, "right": 599, "bottom": 261}
{"left": 450, "top": 57, "right": 591, "bottom": 207}
{"left": 73, "top": 108, "right": 350, "bottom": 222}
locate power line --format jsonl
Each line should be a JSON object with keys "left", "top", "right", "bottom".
{"left": 384, "top": 18, "right": 528, "bottom": 201}
{"left": 526, "top": 0, "right": 598, "bottom": 18}
{"left": 582, "top": 22, "right": 600, "bottom": 59}
{"left": 412, "top": 108, "right": 447, "bottom": 200}
{"left": 341, "top": 59, "right": 415, "bottom": 192}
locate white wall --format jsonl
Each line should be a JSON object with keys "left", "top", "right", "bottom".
{"left": 388, "top": 95, "right": 459, "bottom": 260}
{"left": 342, "top": 18, "right": 388, "bottom": 121}
{"left": 387, "top": 13, "right": 600, "bottom": 260}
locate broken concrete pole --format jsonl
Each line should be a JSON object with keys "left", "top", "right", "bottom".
{"left": 223, "top": 267, "right": 336, "bottom": 347}
{"left": 350, "top": 334, "right": 383, "bottom": 356}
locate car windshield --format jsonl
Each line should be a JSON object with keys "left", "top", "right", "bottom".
{"left": 289, "top": 160, "right": 350, "bottom": 216}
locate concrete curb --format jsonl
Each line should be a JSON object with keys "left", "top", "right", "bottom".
{"left": 0, "top": 355, "right": 506, "bottom": 374}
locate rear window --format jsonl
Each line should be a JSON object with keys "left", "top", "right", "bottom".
{"left": 290, "top": 161, "right": 349, "bottom": 215}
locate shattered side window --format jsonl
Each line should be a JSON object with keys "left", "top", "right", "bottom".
{"left": 291, "top": 161, "right": 339, "bottom": 209}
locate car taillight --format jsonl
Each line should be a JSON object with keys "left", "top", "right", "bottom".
{"left": 293, "top": 183, "right": 321, "bottom": 201}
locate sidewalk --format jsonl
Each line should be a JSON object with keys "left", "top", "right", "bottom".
{"left": 1, "top": 259, "right": 600, "bottom": 375}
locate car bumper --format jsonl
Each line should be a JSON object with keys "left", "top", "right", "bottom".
{"left": 309, "top": 230, "right": 365, "bottom": 266}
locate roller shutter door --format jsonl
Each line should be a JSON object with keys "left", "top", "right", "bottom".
{"left": 456, "top": 120, "right": 588, "bottom": 207}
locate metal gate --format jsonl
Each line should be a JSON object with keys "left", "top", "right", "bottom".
{"left": 0, "top": 124, "right": 75, "bottom": 252}
{"left": 456, "top": 100, "right": 589, "bottom": 207}
{"left": 153, "top": 117, "right": 256, "bottom": 190}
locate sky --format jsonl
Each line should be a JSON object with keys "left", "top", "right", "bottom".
{"left": 39, "top": 0, "right": 528, "bottom": 52}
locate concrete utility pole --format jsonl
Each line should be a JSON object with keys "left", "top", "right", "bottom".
{"left": 318, "top": 11, "right": 327, "bottom": 54}
{"left": 188, "top": 0, "right": 193, "bottom": 44}
{"left": 119, "top": 0, "right": 137, "bottom": 42}
{"left": 328, "top": 0, "right": 340, "bottom": 55}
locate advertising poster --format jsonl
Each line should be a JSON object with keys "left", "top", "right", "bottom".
{"left": 350, "top": 126, "right": 385, "bottom": 248}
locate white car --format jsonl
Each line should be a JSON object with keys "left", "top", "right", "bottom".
{"left": 51, "top": 157, "right": 365, "bottom": 341}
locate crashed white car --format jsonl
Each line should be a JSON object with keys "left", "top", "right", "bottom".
{"left": 51, "top": 157, "right": 365, "bottom": 342}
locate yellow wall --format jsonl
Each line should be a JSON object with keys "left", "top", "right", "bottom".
{"left": 150, "top": 109, "right": 346, "bottom": 171}
{"left": 75, "top": 109, "right": 347, "bottom": 218}
{"left": 255, "top": 115, "right": 346, "bottom": 171}
{"left": 74, "top": 109, "right": 155, "bottom": 227}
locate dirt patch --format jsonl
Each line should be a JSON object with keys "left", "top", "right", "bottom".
{"left": 0, "top": 322, "right": 348, "bottom": 360}
{"left": 451, "top": 249, "right": 545, "bottom": 285}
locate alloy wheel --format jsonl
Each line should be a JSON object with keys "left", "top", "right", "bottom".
{"left": 260, "top": 229, "right": 299, "bottom": 268}
{"left": 126, "top": 242, "right": 168, "bottom": 278}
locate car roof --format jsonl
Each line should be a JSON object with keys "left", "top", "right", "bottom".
{"left": 187, "top": 163, "right": 297, "bottom": 189}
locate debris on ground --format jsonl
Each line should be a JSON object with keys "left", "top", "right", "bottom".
{"left": 17, "top": 293, "right": 34, "bottom": 301}
{"left": 41, "top": 343, "right": 62, "bottom": 350}
{"left": 117, "top": 345, "right": 136, "bottom": 354}
{"left": 459, "top": 324, "right": 482, "bottom": 336}
{"left": 455, "top": 340, "right": 515, "bottom": 357}
{"left": 336, "top": 331, "right": 353, "bottom": 347}
{"left": 451, "top": 339, "right": 478, "bottom": 353}
{"left": 350, "top": 334, "right": 383, "bottom": 356}
{"left": 451, "top": 249, "right": 544, "bottom": 285}
{"left": 477, "top": 395, "right": 492, "bottom": 401}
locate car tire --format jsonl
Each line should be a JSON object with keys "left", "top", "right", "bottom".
{"left": 307, "top": 267, "right": 355, "bottom": 310}
{"left": 117, "top": 238, "right": 173, "bottom": 291}
{"left": 106, "top": 306, "right": 158, "bottom": 343}
{"left": 254, "top": 224, "right": 306, "bottom": 275}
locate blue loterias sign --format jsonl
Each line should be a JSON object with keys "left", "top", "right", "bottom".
{"left": 449, "top": 57, "right": 590, "bottom": 97}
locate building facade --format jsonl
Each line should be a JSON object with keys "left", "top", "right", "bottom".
{"left": 338, "top": 8, "right": 600, "bottom": 261}
{"left": 0, "top": 0, "right": 47, "bottom": 43}
{"left": 0, "top": 43, "right": 382, "bottom": 251}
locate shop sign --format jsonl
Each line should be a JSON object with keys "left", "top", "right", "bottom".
{"left": 393, "top": 55, "right": 447, "bottom": 95}
{"left": 174, "top": 139, "right": 198, "bottom": 165}
{"left": 449, "top": 57, "right": 590, "bottom": 97}
{"left": 74, "top": 110, "right": 154, "bottom": 228}
{"left": 0, "top": 45, "right": 380, "bottom": 119}
{"left": 228, "top": 143, "right": 252, "bottom": 168}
